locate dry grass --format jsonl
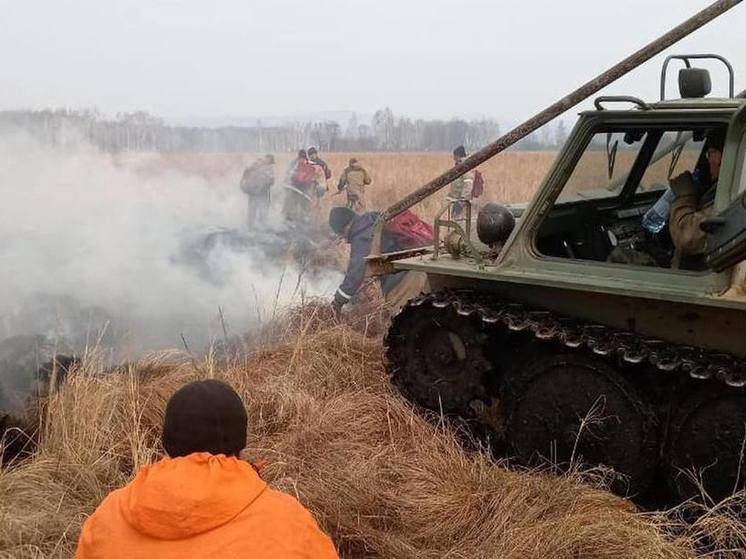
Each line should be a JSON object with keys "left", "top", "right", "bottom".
{"left": 3, "top": 152, "right": 742, "bottom": 557}
{"left": 122, "top": 150, "right": 558, "bottom": 219}
{"left": 1, "top": 306, "right": 744, "bottom": 559}
{"left": 121, "top": 147, "right": 700, "bottom": 220}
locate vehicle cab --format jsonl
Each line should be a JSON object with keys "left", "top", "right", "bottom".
{"left": 393, "top": 55, "right": 746, "bottom": 311}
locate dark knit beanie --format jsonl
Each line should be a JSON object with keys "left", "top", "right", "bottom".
{"left": 329, "top": 206, "right": 356, "bottom": 235}
{"left": 453, "top": 145, "right": 467, "bottom": 158}
{"left": 162, "top": 380, "right": 248, "bottom": 458}
{"left": 308, "top": 146, "right": 318, "bottom": 156}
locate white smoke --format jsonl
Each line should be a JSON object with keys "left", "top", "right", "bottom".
{"left": 0, "top": 128, "right": 340, "bottom": 360}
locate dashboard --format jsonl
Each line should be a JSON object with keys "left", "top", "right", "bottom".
{"left": 536, "top": 191, "right": 673, "bottom": 267}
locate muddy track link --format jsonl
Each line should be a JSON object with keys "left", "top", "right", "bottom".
{"left": 385, "top": 289, "right": 746, "bottom": 391}
{"left": 384, "top": 289, "right": 746, "bottom": 502}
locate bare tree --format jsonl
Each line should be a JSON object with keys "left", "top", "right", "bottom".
{"left": 0, "top": 107, "right": 565, "bottom": 153}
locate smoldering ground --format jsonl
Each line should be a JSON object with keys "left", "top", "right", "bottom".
{"left": 0, "top": 129, "right": 340, "bottom": 411}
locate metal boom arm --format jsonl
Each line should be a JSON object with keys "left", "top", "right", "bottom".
{"left": 371, "top": 0, "right": 742, "bottom": 254}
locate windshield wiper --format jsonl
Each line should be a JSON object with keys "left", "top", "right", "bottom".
{"left": 605, "top": 131, "right": 693, "bottom": 192}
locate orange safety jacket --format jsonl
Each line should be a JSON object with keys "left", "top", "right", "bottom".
{"left": 75, "top": 452, "right": 339, "bottom": 559}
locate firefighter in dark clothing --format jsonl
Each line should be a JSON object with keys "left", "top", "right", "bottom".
{"left": 328, "top": 207, "right": 428, "bottom": 315}
{"left": 240, "top": 154, "right": 275, "bottom": 229}
{"left": 308, "top": 147, "right": 332, "bottom": 182}
{"left": 283, "top": 150, "right": 315, "bottom": 225}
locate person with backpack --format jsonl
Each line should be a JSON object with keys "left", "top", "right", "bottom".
{"left": 337, "top": 158, "right": 372, "bottom": 212}
{"left": 240, "top": 154, "right": 275, "bottom": 229}
{"left": 447, "top": 145, "right": 484, "bottom": 219}
{"left": 283, "top": 150, "right": 317, "bottom": 225}
{"left": 75, "top": 380, "right": 339, "bottom": 559}
{"left": 308, "top": 147, "right": 332, "bottom": 181}
{"left": 328, "top": 207, "right": 432, "bottom": 314}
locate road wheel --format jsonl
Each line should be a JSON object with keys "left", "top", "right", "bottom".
{"left": 505, "top": 353, "right": 658, "bottom": 496}
{"left": 384, "top": 302, "right": 491, "bottom": 413}
{"left": 667, "top": 387, "right": 746, "bottom": 504}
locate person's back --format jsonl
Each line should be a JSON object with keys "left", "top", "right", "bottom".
{"left": 290, "top": 158, "right": 317, "bottom": 193}
{"left": 308, "top": 147, "right": 332, "bottom": 180}
{"left": 240, "top": 160, "right": 262, "bottom": 194}
{"left": 341, "top": 161, "right": 370, "bottom": 189}
{"left": 242, "top": 155, "right": 275, "bottom": 229}
{"left": 328, "top": 208, "right": 429, "bottom": 313}
{"left": 338, "top": 159, "right": 371, "bottom": 212}
{"left": 75, "top": 380, "right": 338, "bottom": 559}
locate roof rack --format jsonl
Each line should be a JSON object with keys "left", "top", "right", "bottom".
{"left": 594, "top": 96, "right": 651, "bottom": 111}
{"left": 660, "top": 54, "right": 735, "bottom": 100}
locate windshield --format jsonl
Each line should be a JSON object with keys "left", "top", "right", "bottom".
{"left": 557, "top": 126, "right": 719, "bottom": 204}
{"left": 536, "top": 123, "right": 728, "bottom": 271}
{"left": 558, "top": 131, "right": 646, "bottom": 203}
{"left": 639, "top": 131, "right": 705, "bottom": 191}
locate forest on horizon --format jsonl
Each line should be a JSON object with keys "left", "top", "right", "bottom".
{"left": 0, "top": 107, "right": 571, "bottom": 153}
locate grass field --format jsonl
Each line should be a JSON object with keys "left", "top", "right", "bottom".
{"left": 2, "top": 151, "right": 744, "bottom": 559}
{"left": 1, "top": 308, "right": 744, "bottom": 559}
{"left": 123, "top": 147, "right": 695, "bottom": 222}
{"left": 124, "top": 150, "right": 559, "bottom": 216}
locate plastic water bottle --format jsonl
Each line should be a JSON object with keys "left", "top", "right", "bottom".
{"left": 642, "top": 188, "right": 676, "bottom": 234}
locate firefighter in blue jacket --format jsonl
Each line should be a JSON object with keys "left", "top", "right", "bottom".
{"left": 328, "top": 207, "right": 428, "bottom": 315}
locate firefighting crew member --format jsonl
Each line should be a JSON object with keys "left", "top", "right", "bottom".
{"left": 283, "top": 149, "right": 316, "bottom": 225}
{"left": 447, "top": 145, "right": 476, "bottom": 219}
{"left": 337, "top": 158, "right": 372, "bottom": 212}
{"left": 307, "top": 147, "right": 332, "bottom": 181}
{"left": 669, "top": 131, "right": 725, "bottom": 269}
{"left": 75, "top": 380, "right": 339, "bottom": 559}
{"left": 329, "top": 207, "right": 428, "bottom": 314}
{"left": 240, "top": 154, "right": 275, "bottom": 228}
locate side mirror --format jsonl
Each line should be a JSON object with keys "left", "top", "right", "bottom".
{"left": 679, "top": 68, "right": 712, "bottom": 99}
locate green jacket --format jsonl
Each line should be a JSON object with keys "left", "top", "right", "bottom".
{"left": 337, "top": 162, "right": 371, "bottom": 192}
{"left": 669, "top": 171, "right": 715, "bottom": 268}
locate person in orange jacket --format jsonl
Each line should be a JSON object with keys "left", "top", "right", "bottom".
{"left": 75, "top": 379, "right": 340, "bottom": 559}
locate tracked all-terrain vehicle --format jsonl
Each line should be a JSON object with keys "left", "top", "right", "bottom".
{"left": 373, "top": 0, "right": 746, "bottom": 503}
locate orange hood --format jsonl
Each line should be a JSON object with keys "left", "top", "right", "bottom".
{"left": 119, "top": 453, "right": 267, "bottom": 540}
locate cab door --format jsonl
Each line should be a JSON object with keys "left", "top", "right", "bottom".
{"left": 706, "top": 105, "right": 746, "bottom": 271}
{"left": 705, "top": 190, "right": 746, "bottom": 271}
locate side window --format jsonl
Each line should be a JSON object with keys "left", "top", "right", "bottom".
{"left": 556, "top": 131, "right": 645, "bottom": 203}
{"left": 535, "top": 125, "right": 724, "bottom": 271}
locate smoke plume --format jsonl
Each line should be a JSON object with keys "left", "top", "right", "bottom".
{"left": 0, "top": 128, "right": 340, "bottom": 369}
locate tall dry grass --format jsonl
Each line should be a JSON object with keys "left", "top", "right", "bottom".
{"left": 123, "top": 147, "right": 700, "bottom": 219}
{"left": 124, "top": 150, "right": 558, "bottom": 218}
{"left": 1, "top": 306, "right": 744, "bottom": 559}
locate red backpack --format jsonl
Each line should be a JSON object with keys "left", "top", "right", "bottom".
{"left": 385, "top": 210, "right": 435, "bottom": 249}
{"left": 472, "top": 170, "right": 485, "bottom": 198}
{"left": 291, "top": 159, "right": 316, "bottom": 188}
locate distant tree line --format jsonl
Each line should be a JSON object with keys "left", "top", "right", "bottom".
{"left": 0, "top": 107, "right": 570, "bottom": 153}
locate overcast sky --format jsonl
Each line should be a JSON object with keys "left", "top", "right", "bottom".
{"left": 0, "top": 0, "right": 742, "bottom": 125}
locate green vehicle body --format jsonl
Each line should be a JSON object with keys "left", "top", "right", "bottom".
{"left": 380, "top": 67, "right": 746, "bottom": 503}
{"left": 388, "top": 98, "right": 746, "bottom": 357}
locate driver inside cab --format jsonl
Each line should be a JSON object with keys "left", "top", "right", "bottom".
{"left": 668, "top": 130, "right": 724, "bottom": 269}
